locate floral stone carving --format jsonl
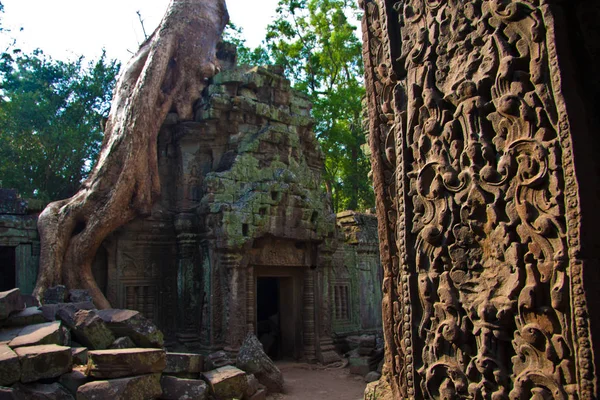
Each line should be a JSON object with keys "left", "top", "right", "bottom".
{"left": 360, "top": 0, "right": 598, "bottom": 398}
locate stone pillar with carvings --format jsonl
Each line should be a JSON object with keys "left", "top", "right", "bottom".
{"left": 303, "top": 267, "right": 317, "bottom": 362}
{"left": 174, "top": 213, "right": 202, "bottom": 348}
{"left": 218, "top": 249, "right": 247, "bottom": 355}
{"left": 361, "top": 0, "right": 600, "bottom": 398}
{"left": 315, "top": 243, "right": 341, "bottom": 364}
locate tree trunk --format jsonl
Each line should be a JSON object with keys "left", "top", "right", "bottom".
{"left": 33, "top": 0, "right": 229, "bottom": 308}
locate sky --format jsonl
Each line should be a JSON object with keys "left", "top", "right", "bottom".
{"left": 0, "top": 0, "right": 280, "bottom": 63}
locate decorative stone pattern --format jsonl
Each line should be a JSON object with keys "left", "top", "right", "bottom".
{"left": 361, "top": 0, "right": 600, "bottom": 398}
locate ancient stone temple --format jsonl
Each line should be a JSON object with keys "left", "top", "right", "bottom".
{"left": 0, "top": 189, "right": 41, "bottom": 294}
{"left": 361, "top": 0, "right": 600, "bottom": 398}
{"left": 86, "top": 44, "right": 381, "bottom": 363}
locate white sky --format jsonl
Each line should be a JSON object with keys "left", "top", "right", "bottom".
{"left": 0, "top": 0, "right": 279, "bottom": 63}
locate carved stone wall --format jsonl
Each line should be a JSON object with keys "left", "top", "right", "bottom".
{"left": 332, "top": 211, "right": 383, "bottom": 336}
{"left": 361, "top": 0, "right": 600, "bottom": 398}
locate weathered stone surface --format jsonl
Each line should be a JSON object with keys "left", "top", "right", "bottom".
{"left": 57, "top": 309, "right": 114, "bottom": 350}
{"left": 0, "top": 328, "right": 22, "bottom": 346}
{"left": 40, "top": 302, "right": 95, "bottom": 322}
{"left": 249, "top": 388, "right": 267, "bottom": 400}
{"left": 244, "top": 374, "right": 260, "bottom": 399}
{"left": 58, "top": 369, "right": 88, "bottom": 396}
{"left": 8, "top": 321, "right": 63, "bottom": 348}
{"left": 236, "top": 333, "right": 283, "bottom": 393}
{"left": 42, "top": 286, "right": 67, "bottom": 305}
{"left": 363, "top": 376, "right": 393, "bottom": 400}
{"left": 365, "top": 371, "right": 381, "bottom": 383}
{"left": 86, "top": 348, "right": 166, "bottom": 379}
{"left": 348, "top": 351, "right": 370, "bottom": 377}
{"left": 96, "top": 310, "right": 163, "bottom": 348}
{"left": 361, "top": 0, "right": 600, "bottom": 397}
{"left": 160, "top": 375, "right": 207, "bottom": 400}
{"left": 67, "top": 290, "right": 92, "bottom": 304}
{"left": 164, "top": 352, "right": 202, "bottom": 377}
{"left": 202, "top": 366, "right": 247, "bottom": 400}
{"left": 1, "top": 307, "right": 46, "bottom": 328}
{"left": 0, "top": 386, "right": 16, "bottom": 400}
{"left": 11, "top": 382, "right": 74, "bottom": 399}
{"left": 0, "top": 345, "right": 19, "bottom": 386}
{"left": 71, "top": 347, "right": 88, "bottom": 365}
{"left": 205, "top": 351, "right": 232, "bottom": 371}
{"left": 109, "top": 336, "right": 136, "bottom": 350}
{"left": 76, "top": 373, "right": 162, "bottom": 400}
{"left": 0, "top": 290, "right": 24, "bottom": 321}
{"left": 14, "top": 344, "right": 72, "bottom": 383}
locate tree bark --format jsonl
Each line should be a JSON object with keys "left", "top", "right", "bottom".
{"left": 33, "top": 0, "right": 229, "bottom": 308}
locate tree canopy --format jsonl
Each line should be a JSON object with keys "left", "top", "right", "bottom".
{"left": 0, "top": 49, "right": 120, "bottom": 201}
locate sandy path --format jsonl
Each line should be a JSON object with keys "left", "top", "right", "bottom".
{"left": 267, "top": 362, "right": 366, "bottom": 400}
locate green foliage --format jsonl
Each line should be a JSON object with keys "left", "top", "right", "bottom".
{"left": 0, "top": 49, "right": 120, "bottom": 200}
{"left": 222, "top": 23, "right": 271, "bottom": 66}
{"left": 252, "top": 0, "right": 373, "bottom": 212}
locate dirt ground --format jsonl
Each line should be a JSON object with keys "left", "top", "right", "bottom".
{"left": 267, "top": 362, "right": 366, "bottom": 400}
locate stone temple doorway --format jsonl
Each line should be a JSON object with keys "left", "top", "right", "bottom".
{"left": 0, "top": 246, "right": 16, "bottom": 291}
{"left": 255, "top": 267, "right": 303, "bottom": 361}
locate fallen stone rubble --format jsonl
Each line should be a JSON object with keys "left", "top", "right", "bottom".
{"left": 0, "top": 287, "right": 279, "bottom": 399}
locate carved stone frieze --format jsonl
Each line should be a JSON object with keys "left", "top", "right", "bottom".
{"left": 361, "top": 0, "right": 598, "bottom": 398}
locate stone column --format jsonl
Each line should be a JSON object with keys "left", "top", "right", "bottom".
{"left": 246, "top": 265, "right": 255, "bottom": 333}
{"left": 219, "top": 249, "right": 246, "bottom": 355}
{"left": 314, "top": 244, "right": 340, "bottom": 364}
{"left": 302, "top": 268, "right": 317, "bottom": 362}
{"left": 174, "top": 213, "right": 202, "bottom": 348}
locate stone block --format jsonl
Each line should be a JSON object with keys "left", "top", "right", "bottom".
{"left": 0, "top": 289, "right": 25, "bottom": 320}
{"left": 96, "top": 309, "right": 164, "bottom": 348}
{"left": 160, "top": 375, "right": 208, "bottom": 400}
{"left": 59, "top": 369, "right": 88, "bottom": 396}
{"left": 249, "top": 388, "right": 267, "bottom": 400}
{"left": 76, "top": 373, "right": 162, "bottom": 400}
{"left": 0, "top": 345, "right": 19, "bottom": 386}
{"left": 11, "top": 382, "right": 74, "bottom": 399}
{"left": 348, "top": 355, "right": 371, "bottom": 377}
{"left": 202, "top": 366, "right": 247, "bottom": 400}
{"left": 0, "top": 386, "right": 16, "bottom": 400}
{"left": 109, "top": 336, "right": 136, "bottom": 350}
{"left": 40, "top": 302, "right": 95, "bottom": 322}
{"left": 68, "top": 290, "right": 92, "bottom": 304}
{"left": 14, "top": 344, "right": 72, "bottom": 383}
{"left": 8, "top": 321, "right": 63, "bottom": 348}
{"left": 1, "top": 307, "right": 46, "bottom": 328}
{"left": 86, "top": 348, "right": 166, "bottom": 379}
{"left": 205, "top": 350, "right": 232, "bottom": 370}
{"left": 57, "top": 309, "right": 114, "bottom": 350}
{"left": 165, "top": 352, "right": 203, "bottom": 377}
{"left": 236, "top": 333, "right": 283, "bottom": 393}
{"left": 365, "top": 371, "right": 381, "bottom": 383}
{"left": 71, "top": 347, "right": 88, "bottom": 365}
{"left": 42, "top": 286, "right": 67, "bottom": 305}
{"left": 0, "top": 327, "right": 22, "bottom": 346}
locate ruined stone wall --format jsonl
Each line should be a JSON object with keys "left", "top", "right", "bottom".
{"left": 361, "top": 0, "right": 600, "bottom": 398}
{"left": 332, "top": 211, "right": 382, "bottom": 336}
{"left": 0, "top": 189, "right": 42, "bottom": 294}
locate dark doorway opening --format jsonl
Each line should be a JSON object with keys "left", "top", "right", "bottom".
{"left": 0, "top": 246, "right": 16, "bottom": 291}
{"left": 257, "top": 277, "right": 280, "bottom": 359}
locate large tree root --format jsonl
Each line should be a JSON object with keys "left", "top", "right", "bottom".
{"left": 34, "top": 0, "right": 229, "bottom": 308}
